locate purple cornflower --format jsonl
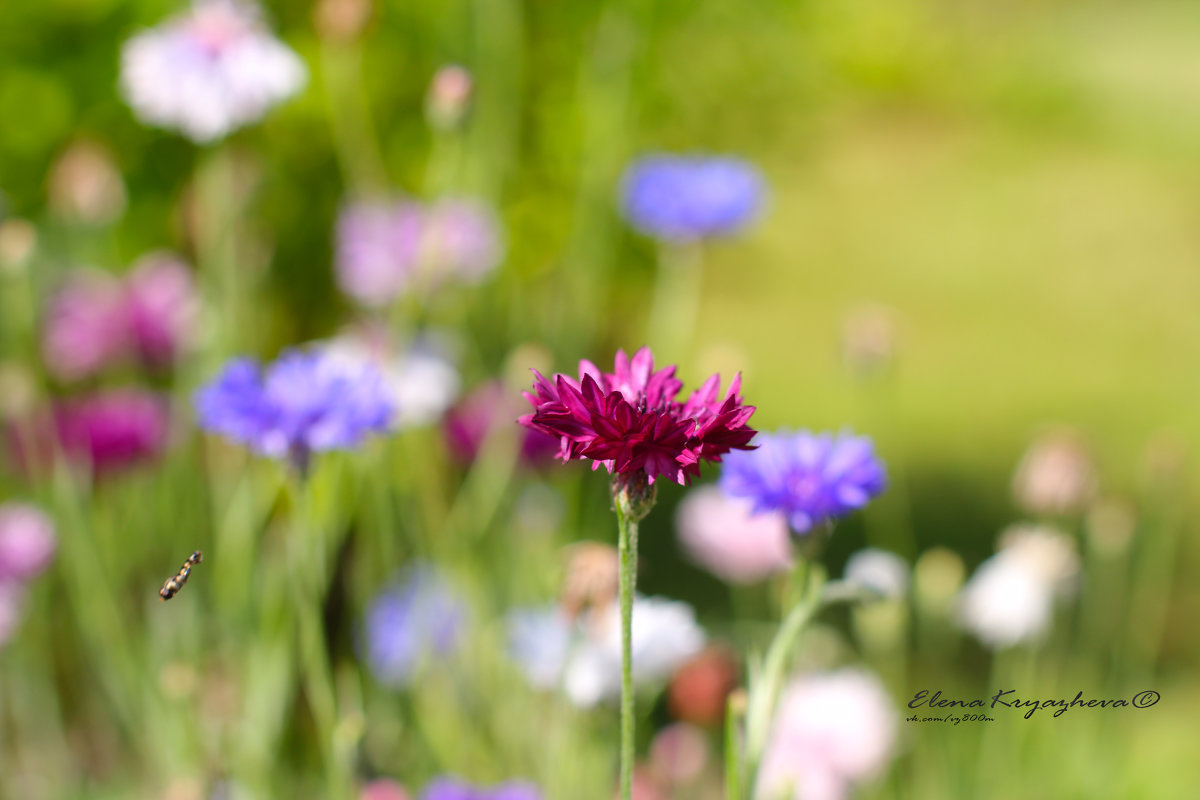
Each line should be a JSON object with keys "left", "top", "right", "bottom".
{"left": 519, "top": 346, "right": 756, "bottom": 485}
{"left": 335, "top": 201, "right": 425, "bottom": 307}
{"left": 0, "top": 504, "right": 56, "bottom": 583}
{"left": 120, "top": 0, "right": 307, "bottom": 143}
{"left": 335, "top": 197, "right": 503, "bottom": 307}
{"left": 620, "top": 155, "right": 764, "bottom": 241}
{"left": 420, "top": 778, "right": 542, "bottom": 800}
{"left": 194, "top": 349, "right": 393, "bottom": 472}
{"left": 41, "top": 271, "right": 127, "bottom": 381}
{"left": 362, "top": 563, "right": 465, "bottom": 687}
{"left": 55, "top": 391, "right": 171, "bottom": 473}
{"left": 720, "top": 431, "right": 886, "bottom": 534}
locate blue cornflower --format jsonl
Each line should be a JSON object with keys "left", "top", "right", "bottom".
{"left": 719, "top": 431, "right": 886, "bottom": 534}
{"left": 620, "top": 155, "right": 764, "bottom": 241}
{"left": 194, "top": 349, "right": 393, "bottom": 472}
{"left": 421, "top": 777, "right": 542, "bottom": 800}
{"left": 362, "top": 563, "right": 466, "bottom": 687}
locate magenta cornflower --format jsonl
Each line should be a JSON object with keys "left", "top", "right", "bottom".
{"left": 518, "top": 347, "right": 756, "bottom": 486}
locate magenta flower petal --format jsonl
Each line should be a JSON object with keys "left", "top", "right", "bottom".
{"left": 54, "top": 390, "right": 171, "bottom": 473}
{"left": 519, "top": 346, "right": 755, "bottom": 485}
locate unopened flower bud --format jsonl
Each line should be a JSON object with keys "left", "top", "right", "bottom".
{"left": 0, "top": 362, "right": 37, "bottom": 422}
{"left": 842, "top": 303, "right": 898, "bottom": 377}
{"left": 913, "top": 546, "right": 964, "bottom": 614}
{"left": 47, "top": 140, "right": 126, "bottom": 226}
{"left": 1012, "top": 428, "right": 1096, "bottom": 516}
{"left": 560, "top": 542, "right": 620, "bottom": 623}
{"left": 613, "top": 470, "right": 657, "bottom": 522}
{"left": 314, "top": 0, "right": 373, "bottom": 43}
{"left": 425, "top": 65, "right": 472, "bottom": 130}
{"left": 0, "top": 219, "right": 36, "bottom": 276}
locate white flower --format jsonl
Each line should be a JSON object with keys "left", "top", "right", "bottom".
{"left": 387, "top": 345, "right": 462, "bottom": 428}
{"left": 843, "top": 548, "right": 909, "bottom": 599}
{"left": 321, "top": 328, "right": 460, "bottom": 430}
{"left": 958, "top": 525, "right": 1078, "bottom": 649}
{"left": 997, "top": 524, "right": 1079, "bottom": 590}
{"left": 120, "top": 0, "right": 306, "bottom": 142}
{"left": 958, "top": 554, "right": 1053, "bottom": 648}
{"left": 507, "top": 596, "right": 705, "bottom": 708}
{"left": 757, "top": 668, "right": 898, "bottom": 800}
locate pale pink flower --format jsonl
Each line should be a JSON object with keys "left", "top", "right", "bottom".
{"left": 757, "top": 669, "right": 898, "bottom": 800}
{"left": 42, "top": 271, "right": 128, "bottom": 381}
{"left": 0, "top": 503, "right": 56, "bottom": 582}
{"left": 649, "top": 723, "right": 710, "bottom": 786}
{"left": 42, "top": 259, "right": 198, "bottom": 380}
{"left": 675, "top": 486, "right": 792, "bottom": 583}
{"left": 360, "top": 778, "right": 409, "bottom": 800}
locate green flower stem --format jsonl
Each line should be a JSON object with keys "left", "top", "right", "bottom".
{"left": 320, "top": 40, "right": 388, "bottom": 194}
{"left": 49, "top": 464, "right": 151, "bottom": 759}
{"left": 195, "top": 144, "right": 243, "bottom": 357}
{"left": 615, "top": 494, "right": 639, "bottom": 800}
{"left": 742, "top": 559, "right": 826, "bottom": 797}
{"left": 647, "top": 241, "right": 702, "bottom": 360}
{"left": 724, "top": 690, "right": 746, "bottom": 800}
{"left": 611, "top": 471, "right": 655, "bottom": 800}
{"left": 288, "top": 477, "right": 354, "bottom": 800}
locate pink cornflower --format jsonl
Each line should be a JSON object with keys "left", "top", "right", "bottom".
{"left": 757, "top": 669, "right": 898, "bottom": 800}
{"left": 675, "top": 486, "right": 792, "bottom": 583}
{"left": 0, "top": 504, "right": 56, "bottom": 582}
{"left": 42, "top": 256, "right": 198, "bottom": 380}
{"left": 519, "top": 347, "right": 755, "bottom": 485}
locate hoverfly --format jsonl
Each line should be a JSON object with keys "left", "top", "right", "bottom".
{"left": 159, "top": 551, "right": 202, "bottom": 600}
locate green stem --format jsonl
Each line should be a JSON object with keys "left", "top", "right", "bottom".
{"left": 742, "top": 560, "right": 825, "bottom": 797}
{"left": 615, "top": 497, "right": 639, "bottom": 800}
{"left": 646, "top": 241, "right": 703, "bottom": 360}
{"left": 320, "top": 40, "right": 388, "bottom": 194}
{"left": 724, "top": 690, "right": 745, "bottom": 800}
{"left": 195, "top": 145, "right": 243, "bottom": 358}
{"left": 288, "top": 476, "right": 353, "bottom": 800}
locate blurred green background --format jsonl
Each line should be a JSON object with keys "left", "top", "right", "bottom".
{"left": 2, "top": 0, "right": 1199, "bottom": 797}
